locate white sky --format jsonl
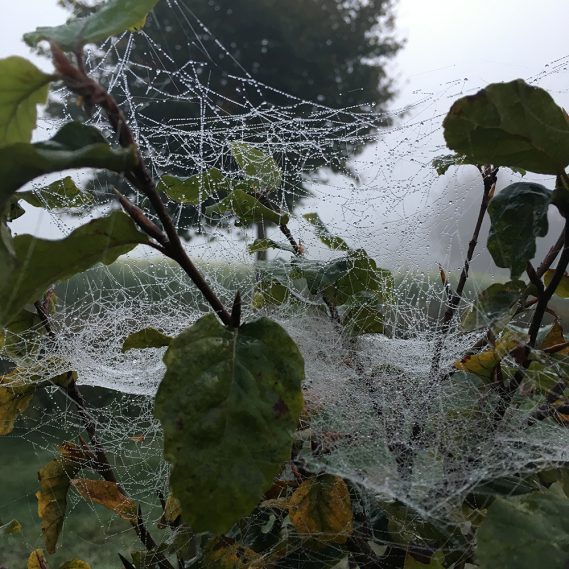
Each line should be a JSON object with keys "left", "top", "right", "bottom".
{"left": 1, "top": 0, "right": 568, "bottom": 269}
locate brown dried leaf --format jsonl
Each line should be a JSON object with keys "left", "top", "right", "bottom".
{"left": 71, "top": 479, "right": 137, "bottom": 522}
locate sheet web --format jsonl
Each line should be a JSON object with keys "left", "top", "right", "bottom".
{"left": 2, "top": 1, "right": 569, "bottom": 565}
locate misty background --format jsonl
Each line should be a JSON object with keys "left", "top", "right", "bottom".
{"left": 1, "top": 0, "right": 568, "bottom": 277}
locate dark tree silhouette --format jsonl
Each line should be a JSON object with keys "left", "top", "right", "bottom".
{"left": 54, "top": 0, "right": 402, "bottom": 254}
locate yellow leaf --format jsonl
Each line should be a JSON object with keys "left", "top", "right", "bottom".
{"left": 71, "top": 479, "right": 137, "bottom": 522}
{"left": 289, "top": 475, "right": 353, "bottom": 543}
{"left": 58, "top": 561, "right": 91, "bottom": 569}
{"left": 201, "top": 539, "right": 260, "bottom": 569}
{"left": 157, "top": 494, "right": 182, "bottom": 528}
{"left": 28, "top": 549, "right": 48, "bottom": 569}
{"left": 36, "top": 443, "right": 89, "bottom": 554}
{"left": 544, "top": 269, "right": 569, "bottom": 298}
{"left": 540, "top": 321, "right": 569, "bottom": 355}
{"left": 0, "top": 369, "right": 35, "bottom": 435}
{"left": 454, "top": 337, "right": 521, "bottom": 380}
{"left": 540, "top": 321, "right": 567, "bottom": 349}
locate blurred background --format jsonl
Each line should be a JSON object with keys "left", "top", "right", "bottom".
{"left": 0, "top": 0, "right": 568, "bottom": 274}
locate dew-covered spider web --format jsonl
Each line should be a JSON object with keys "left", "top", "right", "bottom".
{"left": 3, "top": 0, "right": 569, "bottom": 566}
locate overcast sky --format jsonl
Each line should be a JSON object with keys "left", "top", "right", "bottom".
{"left": 1, "top": 1, "right": 568, "bottom": 270}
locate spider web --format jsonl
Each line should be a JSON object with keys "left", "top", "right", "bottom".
{"left": 2, "top": 2, "right": 569, "bottom": 566}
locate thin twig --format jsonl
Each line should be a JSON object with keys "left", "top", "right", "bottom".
{"left": 430, "top": 165, "right": 497, "bottom": 376}
{"left": 51, "top": 43, "right": 232, "bottom": 327}
{"left": 34, "top": 304, "right": 172, "bottom": 568}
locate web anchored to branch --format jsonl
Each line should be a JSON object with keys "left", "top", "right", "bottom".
{"left": 2, "top": 1, "right": 569, "bottom": 566}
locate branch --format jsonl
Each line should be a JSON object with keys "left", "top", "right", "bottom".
{"left": 51, "top": 44, "right": 232, "bottom": 327}
{"left": 430, "top": 165, "right": 497, "bottom": 376}
{"left": 34, "top": 303, "right": 173, "bottom": 569}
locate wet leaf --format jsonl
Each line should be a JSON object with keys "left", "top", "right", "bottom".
{"left": 454, "top": 337, "right": 523, "bottom": 380}
{"left": 251, "top": 280, "right": 290, "bottom": 309}
{"left": 200, "top": 539, "right": 261, "bottom": 569}
{"left": 24, "top": 0, "right": 159, "bottom": 50}
{"left": 28, "top": 549, "right": 48, "bottom": 569}
{"left": 0, "top": 519, "right": 22, "bottom": 534}
{"left": 0, "top": 57, "right": 51, "bottom": 148}
{"left": 157, "top": 168, "right": 229, "bottom": 205}
{"left": 58, "top": 561, "right": 91, "bottom": 569}
{"left": 207, "top": 188, "right": 289, "bottom": 225}
{"left": 487, "top": 182, "right": 552, "bottom": 279}
{"left": 303, "top": 212, "right": 351, "bottom": 252}
{"left": 432, "top": 153, "right": 470, "bottom": 176}
{"left": 0, "top": 211, "right": 150, "bottom": 327}
{"left": 248, "top": 238, "right": 295, "bottom": 254}
{"left": 0, "top": 369, "right": 36, "bottom": 435}
{"left": 19, "top": 177, "right": 93, "bottom": 209}
{"left": 121, "top": 327, "right": 172, "bottom": 352}
{"left": 0, "top": 122, "right": 137, "bottom": 215}
{"left": 540, "top": 321, "right": 568, "bottom": 350}
{"left": 230, "top": 142, "right": 281, "bottom": 191}
{"left": 341, "top": 291, "right": 385, "bottom": 335}
{"left": 462, "top": 280, "right": 526, "bottom": 331}
{"left": 477, "top": 492, "right": 569, "bottom": 569}
{"left": 443, "top": 79, "right": 569, "bottom": 174}
{"left": 544, "top": 269, "right": 569, "bottom": 298}
{"left": 301, "top": 250, "right": 393, "bottom": 306}
{"left": 0, "top": 306, "right": 44, "bottom": 358}
{"left": 155, "top": 314, "right": 304, "bottom": 533}
{"left": 289, "top": 475, "right": 352, "bottom": 543}
{"left": 157, "top": 494, "right": 182, "bottom": 528}
{"left": 71, "top": 479, "right": 137, "bottom": 522}
{"left": 36, "top": 444, "right": 89, "bottom": 554}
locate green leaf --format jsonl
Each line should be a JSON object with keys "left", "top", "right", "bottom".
{"left": 121, "top": 327, "right": 172, "bottom": 352}
{"left": 0, "top": 122, "right": 138, "bottom": 215}
{"left": 299, "top": 250, "right": 393, "bottom": 306}
{"left": 247, "top": 238, "right": 295, "bottom": 254}
{"left": 154, "top": 314, "right": 304, "bottom": 533}
{"left": 543, "top": 269, "right": 569, "bottom": 298}
{"left": 303, "top": 212, "right": 351, "bottom": 252}
{"left": 477, "top": 492, "right": 569, "bottom": 569}
{"left": 206, "top": 188, "right": 289, "bottom": 225}
{"left": 251, "top": 280, "right": 290, "bottom": 309}
{"left": 0, "top": 306, "right": 44, "bottom": 358}
{"left": 462, "top": 280, "right": 526, "bottom": 331}
{"left": 19, "top": 177, "right": 93, "bottom": 209}
{"left": 229, "top": 142, "right": 282, "bottom": 191}
{"left": 487, "top": 182, "right": 552, "bottom": 279}
{"left": 24, "top": 0, "right": 159, "bottom": 51}
{"left": 0, "top": 211, "right": 150, "bottom": 326}
{"left": 0, "top": 57, "right": 52, "bottom": 148}
{"left": 432, "top": 153, "right": 526, "bottom": 177}
{"left": 432, "top": 153, "right": 470, "bottom": 176}
{"left": 443, "top": 79, "right": 569, "bottom": 175}
{"left": 341, "top": 291, "right": 385, "bottom": 335}
{"left": 157, "top": 168, "right": 229, "bottom": 205}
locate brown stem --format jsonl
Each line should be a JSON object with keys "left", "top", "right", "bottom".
{"left": 51, "top": 43, "right": 232, "bottom": 327}
{"left": 279, "top": 223, "right": 303, "bottom": 256}
{"left": 536, "top": 230, "right": 564, "bottom": 278}
{"left": 430, "top": 166, "right": 497, "bottom": 376}
{"left": 34, "top": 304, "right": 172, "bottom": 568}
{"left": 528, "top": 221, "right": 569, "bottom": 346}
